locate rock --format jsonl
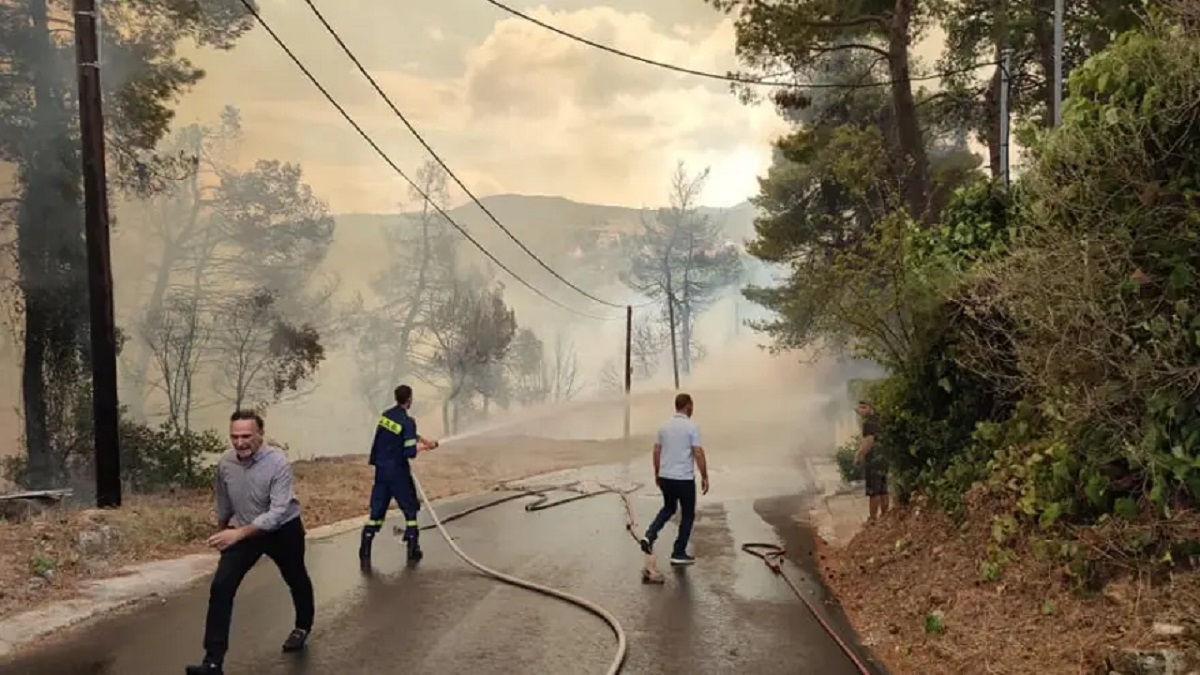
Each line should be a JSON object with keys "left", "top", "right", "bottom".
{"left": 1106, "top": 647, "right": 1198, "bottom": 675}
{"left": 76, "top": 524, "right": 119, "bottom": 555}
{"left": 1104, "top": 579, "right": 1135, "bottom": 607}
{"left": 1153, "top": 623, "right": 1187, "bottom": 638}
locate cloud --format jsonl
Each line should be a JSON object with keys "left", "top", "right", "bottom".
{"left": 168, "top": 2, "right": 789, "bottom": 213}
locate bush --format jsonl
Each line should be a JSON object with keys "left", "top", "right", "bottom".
{"left": 835, "top": 437, "right": 864, "bottom": 483}
{"left": 3, "top": 418, "right": 224, "bottom": 493}
{"left": 120, "top": 421, "right": 225, "bottom": 492}
{"left": 962, "top": 19, "right": 1200, "bottom": 523}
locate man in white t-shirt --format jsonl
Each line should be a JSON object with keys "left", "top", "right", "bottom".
{"left": 638, "top": 392, "right": 709, "bottom": 566}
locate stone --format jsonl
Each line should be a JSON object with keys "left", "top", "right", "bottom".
{"left": 1152, "top": 622, "right": 1186, "bottom": 637}
{"left": 75, "top": 524, "right": 119, "bottom": 555}
{"left": 1106, "top": 647, "right": 1197, "bottom": 675}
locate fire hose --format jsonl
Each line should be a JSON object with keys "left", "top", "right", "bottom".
{"left": 739, "top": 543, "right": 875, "bottom": 675}
{"left": 408, "top": 473, "right": 874, "bottom": 675}
{"left": 410, "top": 474, "right": 636, "bottom": 675}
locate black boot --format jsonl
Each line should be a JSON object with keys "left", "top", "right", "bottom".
{"left": 359, "top": 527, "right": 376, "bottom": 562}
{"left": 404, "top": 527, "right": 423, "bottom": 562}
{"left": 185, "top": 658, "right": 223, "bottom": 674}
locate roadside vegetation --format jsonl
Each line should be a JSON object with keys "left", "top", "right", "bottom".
{"left": 720, "top": 0, "right": 1200, "bottom": 671}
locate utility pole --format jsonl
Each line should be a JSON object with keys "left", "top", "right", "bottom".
{"left": 999, "top": 48, "right": 1013, "bottom": 188}
{"left": 623, "top": 305, "right": 632, "bottom": 440}
{"left": 73, "top": 0, "right": 122, "bottom": 508}
{"left": 1053, "top": 0, "right": 1064, "bottom": 126}
{"left": 665, "top": 284, "right": 680, "bottom": 391}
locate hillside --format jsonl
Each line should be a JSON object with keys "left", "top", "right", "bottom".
{"left": 324, "top": 194, "right": 756, "bottom": 297}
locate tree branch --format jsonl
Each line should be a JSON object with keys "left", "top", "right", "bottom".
{"left": 797, "top": 15, "right": 890, "bottom": 30}
{"left": 810, "top": 42, "right": 891, "bottom": 59}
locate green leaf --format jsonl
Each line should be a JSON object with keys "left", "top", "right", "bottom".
{"left": 1114, "top": 497, "right": 1139, "bottom": 519}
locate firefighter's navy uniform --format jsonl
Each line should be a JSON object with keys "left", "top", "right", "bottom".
{"left": 358, "top": 405, "right": 424, "bottom": 563}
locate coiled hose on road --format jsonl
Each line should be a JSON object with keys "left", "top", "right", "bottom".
{"left": 409, "top": 472, "right": 874, "bottom": 675}
{"left": 411, "top": 473, "right": 632, "bottom": 675}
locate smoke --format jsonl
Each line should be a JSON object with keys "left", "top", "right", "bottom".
{"left": 426, "top": 280, "right": 886, "bottom": 467}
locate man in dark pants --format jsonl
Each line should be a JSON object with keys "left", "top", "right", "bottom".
{"left": 359, "top": 384, "right": 438, "bottom": 567}
{"left": 854, "top": 400, "right": 890, "bottom": 522}
{"left": 638, "top": 392, "right": 709, "bottom": 567}
{"left": 186, "top": 410, "right": 314, "bottom": 675}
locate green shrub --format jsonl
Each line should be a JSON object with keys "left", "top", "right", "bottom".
{"left": 835, "top": 437, "right": 864, "bottom": 482}
{"left": 3, "top": 418, "right": 224, "bottom": 493}
{"left": 119, "top": 420, "right": 224, "bottom": 492}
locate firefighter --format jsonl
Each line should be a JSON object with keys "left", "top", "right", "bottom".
{"left": 359, "top": 384, "right": 438, "bottom": 565}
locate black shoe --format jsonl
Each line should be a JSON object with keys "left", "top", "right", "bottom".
{"left": 638, "top": 537, "right": 653, "bottom": 555}
{"left": 670, "top": 553, "right": 695, "bottom": 566}
{"left": 359, "top": 530, "right": 374, "bottom": 561}
{"left": 185, "top": 660, "right": 223, "bottom": 675}
{"left": 282, "top": 628, "right": 309, "bottom": 653}
{"left": 407, "top": 542, "right": 424, "bottom": 562}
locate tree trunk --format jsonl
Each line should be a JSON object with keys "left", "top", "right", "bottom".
{"left": 19, "top": 0, "right": 80, "bottom": 487}
{"left": 984, "top": 61, "right": 1003, "bottom": 179}
{"left": 984, "top": 0, "right": 1010, "bottom": 179}
{"left": 129, "top": 175, "right": 203, "bottom": 419}
{"left": 1030, "top": 0, "right": 1058, "bottom": 126}
{"left": 887, "top": 0, "right": 932, "bottom": 222}
{"left": 20, "top": 302, "right": 50, "bottom": 487}
{"left": 680, "top": 301, "right": 692, "bottom": 375}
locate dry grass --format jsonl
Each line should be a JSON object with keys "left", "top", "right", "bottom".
{"left": 0, "top": 434, "right": 647, "bottom": 622}
{"left": 818, "top": 498, "right": 1200, "bottom": 675}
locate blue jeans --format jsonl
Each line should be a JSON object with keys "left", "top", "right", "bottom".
{"left": 644, "top": 478, "right": 696, "bottom": 556}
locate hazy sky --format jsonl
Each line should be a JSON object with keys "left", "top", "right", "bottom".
{"left": 170, "top": 0, "right": 793, "bottom": 214}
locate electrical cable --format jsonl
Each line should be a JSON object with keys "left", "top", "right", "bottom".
{"left": 481, "top": 0, "right": 999, "bottom": 90}
{"left": 235, "top": 0, "right": 624, "bottom": 322}
{"left": 301, "top": 0, "right": 640, "bottom": 312}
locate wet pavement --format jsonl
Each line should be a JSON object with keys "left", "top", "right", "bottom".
{"left": 0, "top": 459, "right": 883, "bottom": 675}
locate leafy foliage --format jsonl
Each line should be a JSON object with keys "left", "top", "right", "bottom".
{"left": 961, "top": 18, "right": 1200, "bottom": 522}
{"left": 211, "top": 288, "right": 326, "bottom": 411}
{"left": 1, "top": 1, "right": 253, "bottom": 485}
{"left": 127, "top": 107, "right": 337, "bottom": 422}
{"left": 728, "top": 0, "right": 1200, "bottom": 558}
{"left": 425, "top": 276, "right": 518, "bottom": 433}
{"left": 622, "top": 163, "right": 741, "bottom": 376}
{"left": 835, "top": 437, "right": 864, "bottom": 483}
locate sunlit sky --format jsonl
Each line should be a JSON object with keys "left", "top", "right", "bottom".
{"left": 171, "top": 0, "right": 794, "bottom": 213}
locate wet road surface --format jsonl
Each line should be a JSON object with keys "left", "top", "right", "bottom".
{"left": 0, "top": 460, "right": 882, "bottom": 675}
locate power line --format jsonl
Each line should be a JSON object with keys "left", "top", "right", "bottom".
{"left": 235, "top": 0, "right": 622, "bottom": 321}
{"left": 300, "top": 0, "right": 636, "bottom": 311}
{"left": 481, "top": 0, "right": 998, "bottom": 89}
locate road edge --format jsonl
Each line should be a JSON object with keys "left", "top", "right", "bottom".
{"left": 0, "top": 493, "right": 481, "bottom": 660}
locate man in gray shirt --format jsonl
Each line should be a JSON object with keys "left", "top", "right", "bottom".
{"left": 186, "top": 410, "right": 314, "bottom": 675}
{"left": 638, "top": 392, "right": 709, "bottom": 567}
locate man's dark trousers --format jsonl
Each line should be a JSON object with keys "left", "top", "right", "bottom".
{"left": 203, "top": 517, "right": 314, "bottom": 665}
{"left": 644, "top": 478, "right": 696, "bottom": 557}
{"left": 360, "top": 464, "right": 421, "bottom": 559}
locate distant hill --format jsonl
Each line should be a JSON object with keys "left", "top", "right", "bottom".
{"left": 323, "top": 194, "right": 758, "bottom": 300}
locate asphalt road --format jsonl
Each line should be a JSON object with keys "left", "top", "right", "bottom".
{"left": 0, "top": 459, "right": 883, "bottom": 675}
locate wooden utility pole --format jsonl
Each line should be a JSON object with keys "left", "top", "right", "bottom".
{"left": 666, "top": 283, "right": 680, "bottom": 391}
{"left": 73, "top": 0, "right": 122, "bottom": 508}
{"left": 623, "top": 305, "right": 632, "bottom": 439}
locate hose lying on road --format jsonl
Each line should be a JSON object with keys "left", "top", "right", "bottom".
{"left": 404, "top": 480, "right": 644, "bottom": 539}
{"left": 406, "top": 470, "right": 867, "bottom": 675}
{"left": 411, "top": 471, "right": 629, "bottom": 675}
{"left": 740, "top": 543, "right": 874, "bottom": 675}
